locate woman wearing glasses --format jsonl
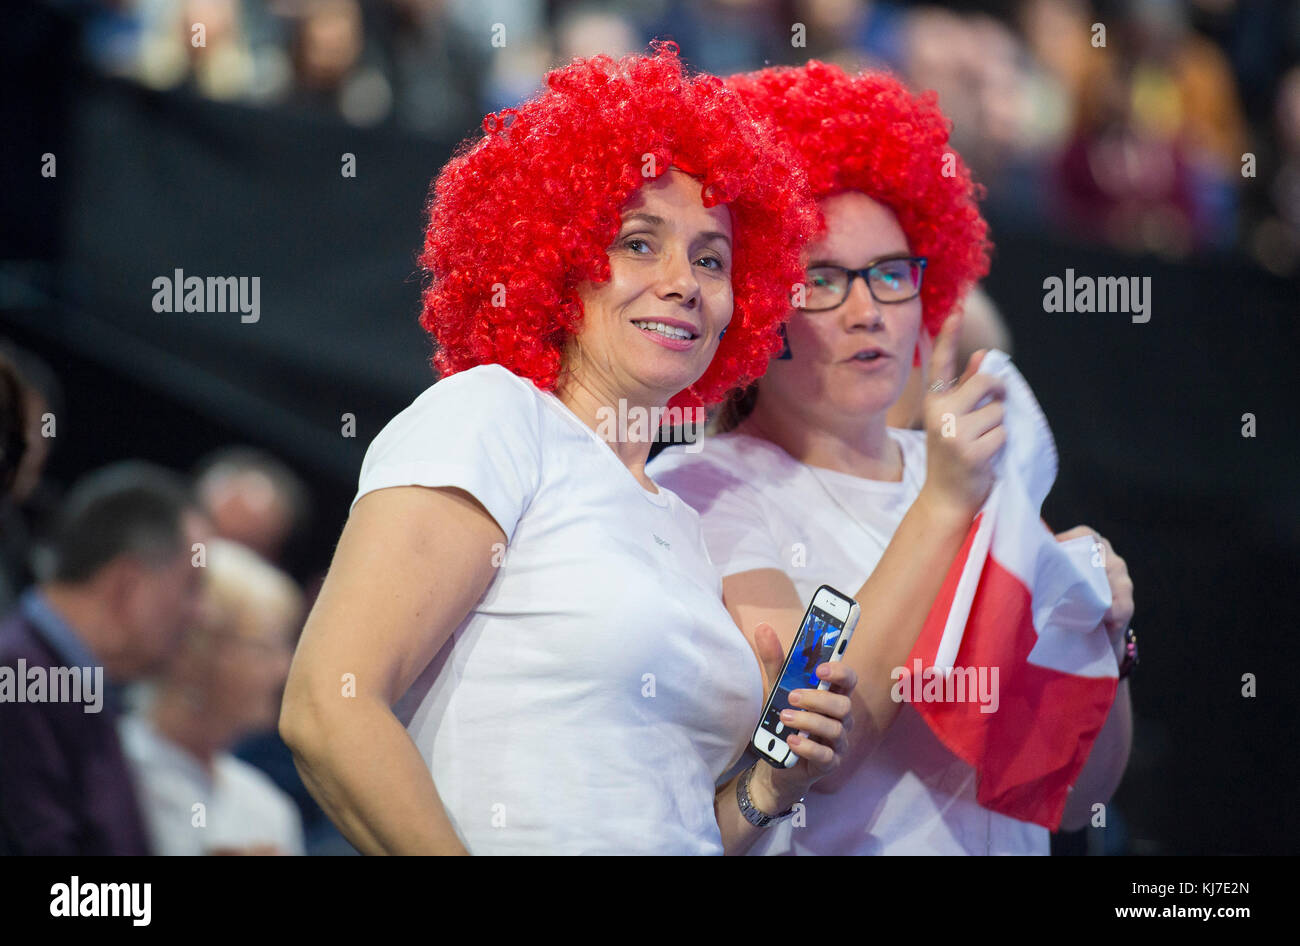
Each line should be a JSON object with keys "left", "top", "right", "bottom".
{"left": 650, "top": 62, "right": 1134, "bottom": 855}
{"left": 278, "top": 46, "right": 858, "bottom": 855}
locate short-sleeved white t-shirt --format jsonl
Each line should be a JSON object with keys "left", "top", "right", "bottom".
{"left": 649, "top": 430, "right": 1050, "bottom": 856}
{"left": 351, "top": 364, "right": 764, "bottom": 855}
{"left": 119, "top": 715, "right": 305, "bottom": 856}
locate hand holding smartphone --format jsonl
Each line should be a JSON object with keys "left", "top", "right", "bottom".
{"left": 751, "top": 584, "right": 860, "bottom": 768}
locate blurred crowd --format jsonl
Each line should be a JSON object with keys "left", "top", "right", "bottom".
{"left": 44, "top": 0, "right": 1300, "bottom": 274}
{"left": 5, "top": 1, "right": 1294, "bottom": 856}
{"left": 0, "top": 339, "right": 352, "bottom": 854}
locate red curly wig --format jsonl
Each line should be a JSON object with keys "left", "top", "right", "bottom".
{"left": 419, "top": 42, "right": 818, "bottom": 410}
{"left": 724, "top": 61, "right": 991, "bottom": 337}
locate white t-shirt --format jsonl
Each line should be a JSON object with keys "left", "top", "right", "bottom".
{"left": 119, "top": 715, "right": 305, "bottom": 856}
{"left": 649, "top": 430, "right": 1050, "bottom": 855}
{"left": 351, "top": 364, "right": 764, "bottom": 855}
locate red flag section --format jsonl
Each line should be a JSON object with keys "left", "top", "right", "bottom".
{"left": 900, "top": 350, "right": 1120, "bottom": 830}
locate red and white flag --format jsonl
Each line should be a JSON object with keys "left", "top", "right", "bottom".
{"left": 904, "top": 350, "right": 1118, "bottom": 830}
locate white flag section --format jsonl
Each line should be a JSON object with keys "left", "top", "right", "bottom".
{"left": 905, "top": 350, "right": 1119, "bottom": 829}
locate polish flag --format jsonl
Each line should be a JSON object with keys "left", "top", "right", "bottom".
{"left": 904, "top": 351, "right": 1118, "bottom": 830}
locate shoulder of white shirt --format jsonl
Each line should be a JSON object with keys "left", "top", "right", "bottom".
{"left": 414, "top": 362, "right": 540, "bottom": 409}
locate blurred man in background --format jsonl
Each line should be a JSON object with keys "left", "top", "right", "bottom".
{"left": 0, "top": 461, "right": 207, "bottom": 854}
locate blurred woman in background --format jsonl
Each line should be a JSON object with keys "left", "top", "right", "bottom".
{"left": 122, "top": 537, "right": 305, "bottom": 855}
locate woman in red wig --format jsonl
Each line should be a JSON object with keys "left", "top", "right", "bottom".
{"left": 279, "top": 45, "right": 855, "bottom": 855}
{"left": 651, "top": 61, "right": 1135, "bottom": 855}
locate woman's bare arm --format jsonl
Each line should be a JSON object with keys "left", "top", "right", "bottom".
{"left": 279, "top": 485, "right": 505, "bottom": 854}
{"left": 720, "top": 322, "right": 1004, "bottom": 792}
{"left": 714, "top": 631, "right": 856, "bottom": 855}
{"left": 1060, "top": 679, "right": 1132, "bottom": 830}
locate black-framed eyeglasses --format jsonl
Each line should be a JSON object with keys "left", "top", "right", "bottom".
{"left": 794, "top": 256, "right": 927, "bottom": 311}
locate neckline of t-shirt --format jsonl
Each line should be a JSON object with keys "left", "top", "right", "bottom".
{"left": 721, "top": 429, "right": 919, "bottom": 494}
{"left": 530, "top": 385, "right": 671, "bottom": 507}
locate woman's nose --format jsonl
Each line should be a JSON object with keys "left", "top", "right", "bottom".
{"left": 841, "top": 275, "right": 884, "bottom": 329}
{"left": 657, "top": 248, "right": 701, "bottom": 307}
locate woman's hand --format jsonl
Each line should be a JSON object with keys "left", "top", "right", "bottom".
{"left": 1055, "top": 526, "right": 1135, "bottom": 640}
{"left": 918, "top": 313, "right": 1008, "bottom": 521}
{"left": 746, "top": 622, "right": 856, "bottom": 813}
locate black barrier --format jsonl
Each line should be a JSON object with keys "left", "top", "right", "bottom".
{"left": 2, "top": 74, "right": 1297, "bottom": 856}
{"left": 18, "top": 74, "right": 451, "bottom": 482}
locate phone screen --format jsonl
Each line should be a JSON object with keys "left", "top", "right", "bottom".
{"left": 757, "top": 606, "right": 845, "bottom": 754}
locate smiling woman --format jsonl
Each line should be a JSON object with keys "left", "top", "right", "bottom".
{"left": 277, "top": 44, "right": 859, "bottom": 856}
{"left": 421, "top": 43, "right": 815, "bottom": 412}
{"left": 561, "top": 168, "right": 736, "bottom": 480}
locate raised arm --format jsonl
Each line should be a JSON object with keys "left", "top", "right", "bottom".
{"left": 278, "top": 485, "right": 504, "bottom": 854}
{"left": 721, "top": 318, "right": 1005, "bottom": 792}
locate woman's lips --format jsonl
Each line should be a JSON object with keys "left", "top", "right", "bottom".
{"left": 632, "top": 319, "right": 699, "bottom": 352}
{"left": 843, "top": 350, "right": 893, "bottom": 370}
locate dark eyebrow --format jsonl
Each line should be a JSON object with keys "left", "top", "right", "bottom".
{"left": 620, "top": 213, "right": 732, "bottom": 247}
{"left": 808, "top": 252, "right": 911, "bottom": 269}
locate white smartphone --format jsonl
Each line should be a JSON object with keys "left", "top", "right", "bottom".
{"left": 751, "top": 584, "right": 860, "bottom": 768}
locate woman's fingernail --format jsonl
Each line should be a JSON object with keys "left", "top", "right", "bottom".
{"left": 789, "top": 691, "right": 800, "bottom": 705}
{"left": 780, "top": 709, "right": 793, "bottom": 721}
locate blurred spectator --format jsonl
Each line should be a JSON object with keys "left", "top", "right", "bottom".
{"left": 372, "top": 0, "right": 490, "bottom": 137}
{"left": 121, "top": 538, "right": 305, "bottom": 855}
{"left": 640, "top": 0, "right": 787, "bottom": 76}
{"left": 902, "top": 9, "right": 1041, "bottom": 186}
{"left": 134, "top": 0, "right": 292, "bottom": 102}
{"left": 0, "top": 343, "right": 63, "bottom": 619}
{"left": 0, "top": 354, "right": 26, "bottom": 503}
{"left": 0, "top": 343, "right": 61, "bottom": 511}
{"left": 0, "top": 461, "right": 207, "bottom": 854}
{"left": 1251, "top": 65, "right": 1300, "bottom": 276}
{"left": 454, "top": 0, "right": 550, "bottom": 113}
{"left": 285, "top": 0, "right": 394, "bottom": 124}
{"left": 1053, "top": 0, "right": 1248, "bottom": 254}
{"left": 193, "top": 445, "right": 309, "bottom": 567}
{"left": 790, "top": 0, "right": 913, "bottom": 69}
{"left": 553, "top": 3, "right": 638, "bottom": 62}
